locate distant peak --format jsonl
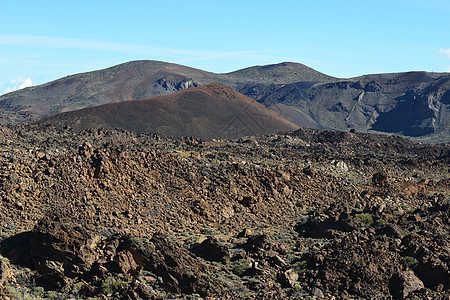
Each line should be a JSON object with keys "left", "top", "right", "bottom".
{"left": 270, "top": 62, "right": 307, "bottom": 67}
{"left": 227, "top": 61, "right": 336, "bottom": 82}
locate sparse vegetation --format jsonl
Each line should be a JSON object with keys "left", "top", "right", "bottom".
{"left": 393, "top": 210, "right": 404, "bottom": 216}
{"left": 292, "top": 260, "right": 308, "bottom": 271}
{"left": 232, "top": 259, "right": 250, "bottom": 276}
{"left": 355, "top": 213, "right": 373, "bottom": 225}
{"left": 101, "top": 276, "right": 129, "bottom": 295}
{"left": 72, "top": 281, "right": 85, "bottom": 294}
{"left": 403, "top": 256, "right": 419, "bottom": 269}
{"left": 375, "top": 219, "right": 387, "bottom": 225}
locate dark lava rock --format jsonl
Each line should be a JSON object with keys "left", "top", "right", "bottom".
{"left": 417, "top": 256, "right": 449, "bottom": 290}
{"left": 372, "top": 172, "right": 387, "bottom": 186}
{"left": 389, "top": 270, "right": 424, "bottom": 299}
{"left": 0, "top": 215, "right": 229, "bottom": 297}
{"left": 377, "top": 223, "right": 407, "bottom": 239}
{"left": 0, "top": 124, "right": 449, "bottom": 299}
{"left": 240, "top": 195, "right": 257, "bottom": 207}
{"left": 193, "top": 236, "right": 231, "bottom": 264}
{"left": 244, "top": 234, "right": 271, "bottom": 253}
{"left": 295, "top": 215, "right": 347, "bottom": 238}
{"left": 302, "top": 166, "right": 314, "bottom": 177}
{"left": 279, "top": 268, "right": 298, "bottom": 288}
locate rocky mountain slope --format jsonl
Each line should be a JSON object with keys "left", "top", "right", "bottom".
{"left": 36, "top": 84, "right": 299, "bottom": 140}
{"left": 0, "top": 124, "right": 448, "bottom": 299}
{"left": 257, "top": 71, "right": 450, "bottom": 143}
{"left": 0, "top": 60, "right": 449, "bottom": 142}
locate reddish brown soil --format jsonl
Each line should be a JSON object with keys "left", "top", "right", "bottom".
{"left": 37, "top": 84, "right": 299, "bottom": 140}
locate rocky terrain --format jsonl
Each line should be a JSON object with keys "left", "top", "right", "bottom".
{"left": 1, "top": 60, "right": 449, "bottom": 142}
{"left": 0, "top": 123, "right": 448, "bottom": 299}
{"left": 36, "top": 84, "right": 299, "bottom": 140}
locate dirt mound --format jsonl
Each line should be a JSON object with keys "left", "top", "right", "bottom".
{"left": 36, "top": 84, "right": 299, "bottom": 140}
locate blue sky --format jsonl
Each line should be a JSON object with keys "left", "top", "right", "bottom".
{"left": 1, "top": 0, "right": 450, "bottom": 94}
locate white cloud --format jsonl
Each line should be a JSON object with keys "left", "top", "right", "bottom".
{"left": 3, "top": 76, "right": 33, "bottom": 94}
{"left": 439, "top": 48, "right": 450, "bottom": 59}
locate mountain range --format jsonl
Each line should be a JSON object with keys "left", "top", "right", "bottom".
{"left": 1, "top": 60, "right": 449, "bottom": 142}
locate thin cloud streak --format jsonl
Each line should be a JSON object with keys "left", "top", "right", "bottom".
{"left": 0, "top": 34, "right": 273, "bottom": 61}
{"left": 0, "top": 34, "right": 200, "bottom": 55}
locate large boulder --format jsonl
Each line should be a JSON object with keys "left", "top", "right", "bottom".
{"left": 193, "top": 237, "right": 231, "bottom": 264}
{"left": 389, "top": 270, "right": 424, "bottom": 299}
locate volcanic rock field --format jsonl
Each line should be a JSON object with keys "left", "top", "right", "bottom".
{"left": 0, "top": 124, "right": 448, "bottom": 299}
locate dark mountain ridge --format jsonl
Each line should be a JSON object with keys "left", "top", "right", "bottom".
{"left": 255, "top": 71, "right": 450, "bottom": 142}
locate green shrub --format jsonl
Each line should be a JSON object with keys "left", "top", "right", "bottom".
{"left": 6, "top": 286, "right": 23, "bottom": 299}
{"left": 292, "top": 260, "right": 307, "bottom": 272}
{"left": 130, "top": 236, "right": 155, "bottom": 251}
{"left": 31, "top": 286, "right": 45, "bottom": 297}
{"left": 46, "top": 291, "right": 59, "bottom": 299}
{"left": 355, "top": 213, "right": 373, "bottom": 225}
{"left": 101, "top": 276, "right": 129, "bottom": 295}
{"left": 293, "top": 284, "right": 303, "bottom": 292}
{"left": 200, "top": 227, "right": 218, "bottom": 236}
{"left": 403, "top": 256, "right": 418, "bottom": 269}
{"left": 232, "top": 259, "right": 249, "bottom": 276}
{"left": 375, "top": 219, "right": 387, "bottom": 225}
{"left": 72, "top": 281, "right": 84, "bottom": 294}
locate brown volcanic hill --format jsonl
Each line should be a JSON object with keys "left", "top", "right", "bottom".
{"left": 0, "top": 60, "right": 234, "bottom": 122}
{"left": 37, "top": 84, "right": 299, "bottom": 139}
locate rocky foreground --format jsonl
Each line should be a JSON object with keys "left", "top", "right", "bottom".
{"left": 0, "top": 125, "right": 448, "bottom": 299}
